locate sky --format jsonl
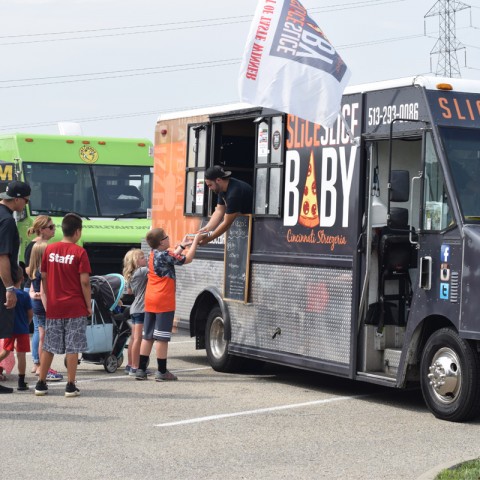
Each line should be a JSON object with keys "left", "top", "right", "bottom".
{"left": 1, "top": 0, "right": 479, "bottom": 142}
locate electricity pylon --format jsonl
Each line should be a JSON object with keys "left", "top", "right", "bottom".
{"left": 425, "top": 0, "right": 471, "bottom": 78}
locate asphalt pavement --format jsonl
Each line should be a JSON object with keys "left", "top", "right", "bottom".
{"left": 2, "top": 330, "right": 480, "bottom": 479}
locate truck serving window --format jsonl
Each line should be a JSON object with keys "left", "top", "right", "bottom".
{"left": 440, "top": 126, "right": 480, "bottom": 222}
{"left": 185, "top": 124, "right": 209, "bottom": 216}
{"left": 254, "top": 115, "right": 283, "bottom": 216}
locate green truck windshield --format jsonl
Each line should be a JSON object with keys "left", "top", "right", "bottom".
{"left": 440, "top": 126, "right": 480, "bottom": 221}
{"left": 23, "top": 162, "right": 152, "bottom": 218}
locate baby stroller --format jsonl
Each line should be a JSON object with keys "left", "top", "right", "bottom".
{"left": 79, "top": 274, "right": 131, "bottom": 373}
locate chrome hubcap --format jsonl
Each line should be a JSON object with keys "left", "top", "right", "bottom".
{"left": 427, "top": 347, "right": 461, "bottom": 404}
{"left": 210, "top": 316, "right": 226, "bottom": 359}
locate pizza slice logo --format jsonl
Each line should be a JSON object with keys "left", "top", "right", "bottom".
{"left": 299, "top": 151, "right": 319, "bottom": 228}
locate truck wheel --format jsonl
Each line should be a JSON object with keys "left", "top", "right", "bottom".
{"left": 420, "top": 328, "right": 480, "bottom": 422}
{"left": 205, "top": 306, "right": 240, "bottom": 372}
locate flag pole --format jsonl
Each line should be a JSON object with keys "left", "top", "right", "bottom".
{"left": 340, "top": 112, "right": 360, "bottom": 146}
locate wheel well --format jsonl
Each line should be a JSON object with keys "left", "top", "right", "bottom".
{"left": 190, "top": 289, "right": 230, "bottom": 345}
{"left": 408, "top": 314, "right": 455, "bottom": 371}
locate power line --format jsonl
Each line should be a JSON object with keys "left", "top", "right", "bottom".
{"left": 0, "top": 59, "right": 241, "bottom": 85}
{"left": 0, "top": 0, "right": 405, "bottom": 46}
{"left": 0, "top": 102, "right": 238, "bottom": 131}
{"left": 0, "top": 29, "right": 433, "bottom": 89}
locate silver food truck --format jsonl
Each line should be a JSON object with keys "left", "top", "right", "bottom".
{"left": 152, "top": 76, "right": 480, "bottom": 421}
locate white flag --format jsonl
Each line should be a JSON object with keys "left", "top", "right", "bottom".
{"left": 239, "top": 0, "right": 351, "bottom": 128}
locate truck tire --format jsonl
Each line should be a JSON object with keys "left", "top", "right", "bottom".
{"left": 420, "top": 328, "right": 480, "bottom": 422}
{"left": 205, "top": 306, "right": 240, "bottom": 372}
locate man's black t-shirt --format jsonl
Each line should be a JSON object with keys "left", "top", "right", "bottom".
{"left": 23, "top": 240, "right": 35, "bottom": 288}
{"left": 0, "top": 203, "right": 20, "bottom": 284}
{"left": 217, "top": 178, "right": 253, "bottom": 214}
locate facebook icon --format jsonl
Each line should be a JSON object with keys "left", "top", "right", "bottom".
{"left": 441, "top": 245, "right": 450, "bottom": 263}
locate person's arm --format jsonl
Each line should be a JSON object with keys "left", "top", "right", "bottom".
{"left": 39, "top": 280, "right": 47, "bottom": 310}
{"left": 182, "top": 234, "right": 202, "bottom": 265}
{"left": 0, "top": 254, "right": 16, "bottom": 309}
{"left": 199, "top": 204, "right": 226, "bottom": 234}
{"left": 41, "top": 272, "right": 48, "bottom": 311}
{"left": 200, "top": 211, "right": 240, "bottom": 245}
{"left": 27, "top": 308, "right": 33, "bottom": 324}
{"left": 29, "top": 284, "right": 40, "bottom": 301}
{"left": 80, "top": 272, "right": 92, "bottom": 317}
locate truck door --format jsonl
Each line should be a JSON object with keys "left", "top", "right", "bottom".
{"left": 409, "top": 130, "right": 459, "bottom": 324}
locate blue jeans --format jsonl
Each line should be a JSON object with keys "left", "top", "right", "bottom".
{"left": 31, "top": 313, "right": 46, "bottom": 364}
{"left": 25, "top": 286, "right": 40, "bottom": 365}
{"left": 31, "top": 315, "right": 39, "bottom": 364}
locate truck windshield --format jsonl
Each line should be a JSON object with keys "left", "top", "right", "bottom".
{"left": 440, "top": 126, "right": 480, "bottom": 221}
{"left": 24, "top": 163, "right": 152, "bottom": 218}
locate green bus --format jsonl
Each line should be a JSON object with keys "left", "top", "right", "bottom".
{"left": 0, "top": 133, "right": 153, "bottom": 274}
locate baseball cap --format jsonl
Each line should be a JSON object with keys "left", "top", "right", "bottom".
{"left": 0, "top": 180, "right": 31, "bottom": 200}
{"left": 204, "top": 165, "right": 232, "bottom": 180}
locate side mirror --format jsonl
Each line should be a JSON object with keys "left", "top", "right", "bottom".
{"left": 390, "top": 170, "right": 409, "bottom": 202}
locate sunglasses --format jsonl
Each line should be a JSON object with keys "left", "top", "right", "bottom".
{"left": 18, "top": 197, "right": 29, "bottom": 204}
{"left": 43, "top": 225, "right": 55, "bottom": 230}
{"left": 160, "top": 236, "right": 169, "bottom": 241}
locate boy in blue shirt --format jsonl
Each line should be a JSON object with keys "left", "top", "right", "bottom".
{"left": 0, "top": 268, "right": 33, "bottom": 390}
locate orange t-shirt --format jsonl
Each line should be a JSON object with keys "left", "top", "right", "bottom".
{"left": 144, "top": 249, "right": 186, "bottom": 313}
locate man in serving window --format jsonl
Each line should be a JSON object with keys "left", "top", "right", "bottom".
{"left": 199, "top": 166, "right": 253, "bottom": 244}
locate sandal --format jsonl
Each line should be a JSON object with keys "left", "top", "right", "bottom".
{"left": 0, "top": 373, "right": 7, "bottom": 381}
{"left": 31, "top": 365, "right": 39, "bottom": 373}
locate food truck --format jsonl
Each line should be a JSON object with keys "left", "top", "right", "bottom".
{"left": 0, "top": 134, "right": 153, "bottom": 274}
{"left": 152, "top": 76, "right": 480, "bottom": 421}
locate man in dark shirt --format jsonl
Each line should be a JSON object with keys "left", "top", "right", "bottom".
{"left": 0, "top": 180, "right": 31, "bottom": 394}
{"left": 200, "top": 166, "right": 253, "bottom": 244}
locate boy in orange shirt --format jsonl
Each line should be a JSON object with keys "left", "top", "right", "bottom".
{"left": 135, "top": 228, "right": 201, "bottom": 381}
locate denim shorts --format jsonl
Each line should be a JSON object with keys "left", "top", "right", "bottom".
{"left": 130, "top": 312, "right": 145, "bottom": 325}
{"left": 43, "top": 317, "right": 87, "bottom": 354}
{"left": 34, "top": 313, "right": 46, "bottom": 329}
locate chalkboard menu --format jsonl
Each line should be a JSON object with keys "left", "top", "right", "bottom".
{"left": 224, "top": 215, "right": 252, "bottom": 302}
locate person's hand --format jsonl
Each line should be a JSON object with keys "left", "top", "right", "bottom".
{"left": 181, "top": 235, "right": 193, "bottom": 247}
{"left": 87, "top": 305, "right": 93, "bottom": 317}
{"left": 198, "top": 232, "right": 211, "bottom": 246}
{"left": 192, "top": 233, "right": 203, "bottom": 245}
{"left": 198, "top": 226, "right": 209, "bottom": 234}
{"left": 4, "top": 290, "right": 17, "bottom": 309}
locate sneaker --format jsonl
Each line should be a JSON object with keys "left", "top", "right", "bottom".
{"left": 128, "top": 368, "right": 137, "bottom": 377}
{"left": 46, "top": 369, "right": 63, "bottom": 382}
{"left": 124, "top": 365, "right": 131, "bottom": 375}
{"left": 17, "top": 381, "right": 29, "bottom": 391}
{"left": 155, "top": 370, "right": 178, "bottom": 382}
{"left": 135, "top": 369, "right": 148, "bottom": 380}
{"left": 34, "top": 380, "right": 48, "bottom": 396}
{"left": 145, "top": 368, "right": 153, "bottom": 376}
{"left": 65, "top": 382, "right": 80, "bottom": 397}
